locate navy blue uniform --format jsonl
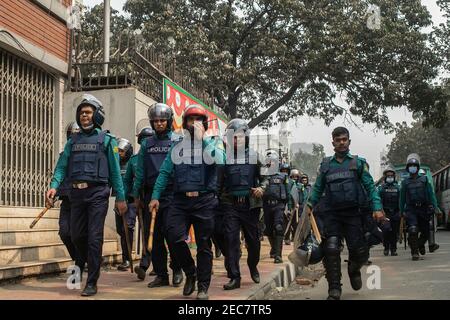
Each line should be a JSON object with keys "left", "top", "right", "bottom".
{"left": 219, "top": 150, "right": 265, "bottom": 280}
{"left": 50, "top": 129, "right": 125, "bottom": 286}
{"left": 378, "top": 181, "right": 401, "bottom": 253}
{"left": 151, "top": 137, "right": 224, "bottom": 291}
{"left": 131, "top": 133, "right": 181, "bottom": 277}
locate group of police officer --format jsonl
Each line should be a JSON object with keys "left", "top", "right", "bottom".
{"left": 46, "top": 95, "right": 441, "bottom": 300}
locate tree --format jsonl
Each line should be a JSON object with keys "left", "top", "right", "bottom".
{"left": 386, "top": 115, "right": 450, "bottom": 172}
{"left": 432, "top": 0, "right": 450, "bottom": 74}
{"left": 123, "top": 0, "right": 446, "bottom": 129}
{"left": 291, "top": 143, "right": 325, "bottom": 180}
{"left": 77, "top": 4, "right": 130, "bottom": 59}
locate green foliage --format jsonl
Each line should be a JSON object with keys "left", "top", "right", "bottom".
{"left": 291, "top": 143, "right": 325, "bottom": 181}
{"left": 122, "top": 0, "right": 445, "bottom": 129}
{"left": 386, "top": 115, "right": 450, "bottom": 172}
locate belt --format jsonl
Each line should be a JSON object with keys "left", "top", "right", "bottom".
{"left": 176, "top": 191, "right": 212, "bottom": 198}
{"left": 233, "top": 195, "right": 249, "bottom": 204}
{"left": 72, "top": 182, "right": 107, "bottom": 189}
{"left": 265, "top": 199, "right": 280, "bottom": 205}
{"left": 185, "top": 192, "right": 199, "bottom": 197}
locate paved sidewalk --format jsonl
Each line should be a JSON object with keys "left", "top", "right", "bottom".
{"left": 0, "top": 240, "right": 294, "bottom": 300}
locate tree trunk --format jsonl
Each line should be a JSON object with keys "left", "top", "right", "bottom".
{"left": 248, "top": 81, "right": 302, "bottom": 128}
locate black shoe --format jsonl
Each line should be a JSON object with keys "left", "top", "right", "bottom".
{"left": 149, "top": 269, "right": 156, "bottom": 276}
{"left": 223, "top": 278, "right": 241, "bottom": 290}
{"left": 348, "top": 262, "right": 362, "bottom": 291}
{"left": 172, "top": 270, "right": 184, "bottom": 287}
{"left": 81, "top": 283, "right": 97, "bottom": 297}
{"left": 250, "top": 268, "right": 260, "bottom": 284}
{"left": 327, "top": 288, "right": 341, "bottom": 300}
{"left": 383, "top": 249, "right": 389, "bottom": 256}
{"left": 148, "top": 276, "right": 170, "bottom": 288}
{"left": 117, "top": 261, "right": 131, "bottom": 271}
{"left": 197, "top": 290, "right": 209, "bottom": 300}
{"left": 274, "top": 256, "right": 283, "bottom": 264}
{"left": 429, "top": 244, "right": 440, "bottom": 253}
{"left": 270, "top": 252, "right": 275, "bottom": 259}
{"left": 284, "top": 240, "right": 291, "bottom": 245}
{"left": 134, "top": 266, "right": 146, "bottom": 281}
{"left": 419, "top": 246, "right": 426, "bottom": 255}
{"left": 412, "top": 253, "right": 420, "bottom": 261}
{"left": 391, "top": 250, "right": 398, "bottom": 256}
{"left": 183, "top": 275, "right": 196, "bottom": 296}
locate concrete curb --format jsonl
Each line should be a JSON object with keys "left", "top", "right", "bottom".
{"left": 246, "top": 262, "right": 297, "bottom": 300}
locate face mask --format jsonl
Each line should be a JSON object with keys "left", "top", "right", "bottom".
{"left": 408, "top": 166, "right": 418, "bottom": 174}
{"left": 386, "top": 177, "right": 394, "bottom": 184}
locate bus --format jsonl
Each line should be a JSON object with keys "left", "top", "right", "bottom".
{"left": 432, "top": 163, "right": 450, "bottom": 230}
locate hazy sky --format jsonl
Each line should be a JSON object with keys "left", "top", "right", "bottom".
{"left": 83, "top": 0, "right": 446, "bottom": 179}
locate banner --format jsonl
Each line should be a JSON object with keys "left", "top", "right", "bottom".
{"left": 163, "top": 78, "right": 228, "bottom": 136}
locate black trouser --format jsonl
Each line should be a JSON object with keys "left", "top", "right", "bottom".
{"left": 263, "top": 200, "right": 286, "bottom": 258}
{"left": 151, "top": 203, "right": 182, "bottom": 278}
{"left": 211, "top": 206, "right": 230, "bottom": 276}
{"left": 59, "top": 197, "right": 80, "bottom": 264}
{"left": 139, "top": 192, "right": 180, "bottom": 275}
{"left": 322, "top": 210, "right": 369, "bottom": 291}
{"left": 166, "top": 192, "right": 217, "bottom": 291}
{"left": 114, "top": 202, "right": 136, "bottom": 263}
{"left": 405, "top": 207, "right": 431, "bottom": 251}
{"left": 223, "top": 202, "right": 261, "bottom": 279}
{"left": 70, "top": 185, "right": 110, "bottom": 285}
{"left": 263, "top": 201, "right": 285, "bottom": 237}
{"left": 382, "top": 211, "right": 400, "bottom": 252}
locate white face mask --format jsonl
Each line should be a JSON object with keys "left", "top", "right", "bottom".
{"left": 408, "top": 166, "right": 418, "bottom": 174}
{"left": 386, "top": 177, "right": 394, "bottom": 184}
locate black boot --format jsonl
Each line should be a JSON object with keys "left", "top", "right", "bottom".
{"left": 172, "top": 269, "right": 184, "bottom": 287}
{"left": 117, "top": 260, "right": 131, "bottom": 271}
{"left": 249, "top": 267, "right": 260, "bottom": 283}
{"left": 429, "top": 243, "right": 440, "bottom": 253}
{"left": 268, "top": 236, "right": 275, "bottom": 258}
{"left": 409, "top": 232, "right": 420, "bottom": 261}
{"left": 134, "top": 266, "right": 146, "bottom": 280}
{"left": 273, "top": 235, "right": 284, "bottom": 264}
{"left": 81, "top": 283, "right": 97, "bottom": 297}
{"left": 347, "top": 261, "right": 363, "bottom": 291}
{"left": 183, "top": 275, "right": 196, "bottom": 296}
{"left": 223, "top": 278, "right": 241, "bottom": 290}
{"left": 323, "top": 254, "right": 342, "bottom": 300}
{"left": 148, "top": 275, "right": 170, "bottom": 288}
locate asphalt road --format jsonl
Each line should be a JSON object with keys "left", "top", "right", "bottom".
{"left": 266, "top": 229, "right": 450, "bottom": 300}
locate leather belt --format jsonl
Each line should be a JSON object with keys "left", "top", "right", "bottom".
{"left": 72, "top": 182, "right": 89, "bottom": 189}
{"left": 185, "top": 192, "right": 199, "bottom": 197}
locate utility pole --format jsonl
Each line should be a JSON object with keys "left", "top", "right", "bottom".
{"left": 103, "top": 0, "right": 110, "bottom": 76}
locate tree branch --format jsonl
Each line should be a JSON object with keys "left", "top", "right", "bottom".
{"left": 248, "top": 79, "right": 302, "bottom": 128}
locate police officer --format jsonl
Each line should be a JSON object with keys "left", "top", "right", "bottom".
{"left": 400, "top": 154, "right": 439, "bottom": 261}
{"left": 131, "top": 103, "right": 183, "bottom": 287}
{"left": 306, "top": 127, "right": 383, "bottom": 300}
{"left": 56, "top": 122, "right": 81, "bottom": 265}
{"left": 149, "top": 104, "right": 225, "bottom": 300}
{"left": 115, "top": 138, "right": 137, "bottom": 271}
{"left": 46, "top": 94, "right": 127, "bottom": 296}
{"left": 377, "top": 166, "right": 401, "bottom": 256}
{"left": 220, "top": 119, "right": 265, "bottom": 290}
{"left": 262, "top": 151, "right": 290, "bottom": 264}
{"left": 301, "top": 173, "right": 312, "bottom": 196}
{"left": 284, "top": 169, "right": 306, "bottom": 245}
